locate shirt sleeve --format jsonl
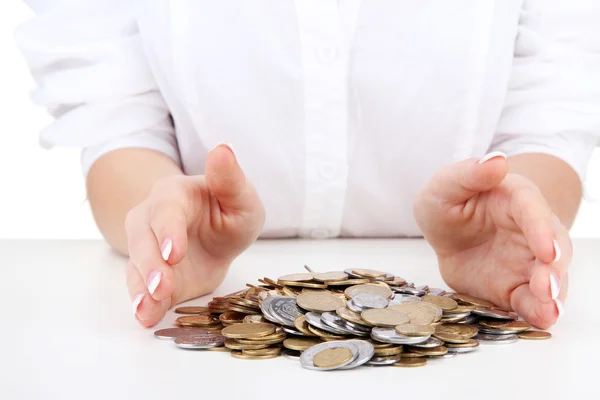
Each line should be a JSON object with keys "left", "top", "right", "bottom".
{"left": 15, "top": 0, "right": 181, "bottom": 176}
{"left": 492, "top": 0, "right": 600, "bottom": 183}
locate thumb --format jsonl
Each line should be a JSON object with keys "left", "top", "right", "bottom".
{"left": 205, "top": 143, "right": 257, "bottom": 213}
{"left": 429, "top": 151, "right": 509, "bottom": 205}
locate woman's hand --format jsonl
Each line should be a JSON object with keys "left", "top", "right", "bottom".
{"left": 126, "top": 144, "right": 265, "bottom": 327}
{"left": 414, "top": 152, "right": 570, "bottom": 329}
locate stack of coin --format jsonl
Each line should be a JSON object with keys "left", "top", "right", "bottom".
{"left": 154, "top": 266, "right": 552, "bottom": 369}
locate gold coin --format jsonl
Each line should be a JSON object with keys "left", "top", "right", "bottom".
{"left": 336, "top": 307, "right": 374, "bottom": 327}
{"left": 261, "top": 277, "right": 283, "bottom": 288}
{"left": 221, "top": 322, "right": 276, "bottom": 339}
{"left": 374, "top": 345, "right": 404, "bottom": 356}
{"left": 422, "top": 295, "right": 458, "bottom": 311}
{"left": 351, "top": 269, "right": 388, "bottom": 278}
{"left": 369, "top": 340, "right": 395, "bottom": 349}
{"left": 174, "top": 306, "right": 209, "bottom": 314}
{"left": 243, "top": 315, "right": 267, "bottom": 324}
{"left": 445, "top": 339, "right": 479, "bottom": 349}
{"left": 395, "top": 358, "right": 427, "bottom": 367}
{"left": 225, "top": 304, "right": 261, "bottom": 315}
{"left": 432, "top": 332, "right": 471, "bottom": 344}
{"left": 517, "top": 331, "right": 552, "bottom": 340}
{"left": 281, "top": 287, "right": 300, "bottom": 297}
{"left": 312, "top": 347, "right": 354, "bottom": 368}
{"left": 294, "top": 315, "right": 319, "bottom": 337}
{"left": 282, "top": 337, "right": 323, "bottom": 351}
{"left": 242, "top": 347, "right": 281, "bottom": 356}
{"left": 296, "top": 292, "right": 345, "bottom": 313}
{"left": 230, "top": 350, "right": 280, "bottom": 360}
{"left": 307, "top": 325, "right": 345, "bottom": 339}
{"left": 218, "top": 311, "right": 246, "bottom": 324}
{"left": 176, "top": 315, "right": 220, "bottom": 327}
{"left": 388, "top": 276, "right": 407, "bottom": 286}
{"left": 224, "top": 339, "right": 271, "bottom": 350}
{"left": 360, "top": 308, "right": 410, "bottom": 327}
{"left": 278, "top": 280, "right": 328, "bottom": 289}
{"left": 312, "top": 271, "right": 349, "bottom": 282}
{"left": 394, "top": 324, "right": 436, "bottom": 337}
{"left": 435, "top": 323, "right": 478, "bottom": 338}
{"left": 399, "top": 352, "right": 425, "bottom": 358}
{"left": 387, "top": 304, "right": 436, "bottom": 325}
{"left": 277, "top": 273, "right": 314, "bottom": 282}
{"left": 236, "top": 331, "right": 286, "bottom": 345}
{"left": 443, "top": 304, "right": 476, "bottom": 314}
{"left": 417, "top": 302, "right": 444, "bottom": 322}
{"left": 344, "top": 283, "right": 393, "bottom": 300}
{"left": 410, "top": 346, "right": 448, "bottom": 356}
{"left": 326, "top": 278, "right": 370, "bottom": 286}
{"left": 479, "top": 319, "right": 532, "bottom": 332}
{"left": 451, "top": 293, "right": 495, "bottom": 308}
{"left": 206, "top": 346, "right": 231, "bottom": 352}
{"left": 228, "top": 297, "right": 260, "bottom": 309}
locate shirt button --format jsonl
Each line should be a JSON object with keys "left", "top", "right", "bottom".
{"left": 316, "top": 45, "right": 338, "bottom": 64}
{"left": 319, "top": 161, "right": 339, "bottom": 180}
{"left": 310, "top": 228, "right": 331, "bottom": 239}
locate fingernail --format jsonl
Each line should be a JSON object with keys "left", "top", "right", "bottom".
{"left": 132, "top": 294, "right": 144, "bottom": 315}
{"left": 555, "top": 299, "right": 564, "bottom": 318}
{"left": 477, "top": 151, "right": 507, "bottom": 164}
{"left": 553, "top": 239, "right": 561, "bottom": 262}
{"left": 161, "top": 239, "right": 172, "bottom": 261}
{"left": 147, "top": 271, "right": 162, "bottom": 295}
{"left": 213, "top": 142, "right": 237, "bottom": 159}
{"left": 549, "top": 274, "right": 560, "bottom": 300}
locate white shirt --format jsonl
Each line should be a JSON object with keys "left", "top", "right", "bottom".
{"left": 16, "top": 0, "right": 600, "bottom": 238}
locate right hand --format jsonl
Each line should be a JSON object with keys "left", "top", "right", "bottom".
{"left": 126, "top": 143, "right": 265, "bottom": 327}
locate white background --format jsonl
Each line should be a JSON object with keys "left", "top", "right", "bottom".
{"left": 1, "top": 2, "right": 599, "bottom": 239}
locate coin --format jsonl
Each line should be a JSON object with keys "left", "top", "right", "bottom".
{"left": 336, "top": 306, "right": 374, "bottom": 327}
{"left": 371, "top": 327, "right": 430, "bottom": 345}
{"left": 307, "top": 325, "right": 346, "bottom": 339}
{"left": 435, "top": 323, "right": 478, "bottom": 338}
{"left": 388, "top": 294, "right": 422, "bottom": 305}
{"left": 176, "top": 315, "right": 220, "bottom": 327}
{"left": 339, "top": 340, "right": 375, "bottom": 369}
{"left": 517, "top": 331, "right": 552, "bottom": 340}
{"left": 422, "top": 295, "right": 458, "bottom": 311}
{"left": 388, "top": 277, "right": 408, "bottom": 286}
{"left": 472, "top": 307, "right": 518, "bottom": 320}
{"left": 395, "top": 358, "right": 427, "bottom": 368}
{"left": 243, "top": 315, "right": 267, "bottom": 324}
{"left": 367, "top": 355, "right": 402, "bottom": 366}
{"left": 409, "top": 346, "right": 448, "bottom": 356}
{"left": 312, "top": 271, "right": 349, "bottom": 282}
{"left": 300, "top": 341, "right": 359, "bottom": 371}
{"left": 475, "top": 333, "right": 519, "bottom": 344}
{"left": 351, "top": 269, "right": 388, "bottom": 278}
{"left": 352, "top": 294, "right": 390, "bottom": 310}
{"left": 153, "top": 328, "right": 209, "bottom": 340}
{"left": 242, "top": 347, "right": 282, "bottom": 356}
{"left": 296, "top": 292, "right": 345, "bottom": 313}
{"left": 294, "top": 315, "right": 319, "bottom": 336}
{"left": 174, "top": 334, "right": 227, "bottom": 349}
{"left": 230, "top": 350, "right": 280, "bottom": 360}
{"left": 313, "top": 347, "right": 354, "bottom": 368}
{"left": 221, "top": 323, "right": 276, "bottom": 339}
{"left": 394, "top": 324, "right": 436, "bottom": 337}
{"left": 374, "top": 345, "right": 404, "bottom": 356}
{"left": 327, "top": 278, "right": 371, "bottom": 286}
{"left": 268, "top": 296, "right": 304, "bottom": 327}
{"left": 445, "top": 339, "right": 479, "bottom": 348}
{"left": 433, "top": 332, "right": 471, "bottom": 344}
{"left": 345, "top": 283, "right": 393, "bottom": 300}
{"left": 408, "top": 336, "right": 444, "bottom": 348}
{"left": 282, "top": 349, "right": 302, "bottom": 360}
{"left": 387, "top": 303, "right": 437, "bottom": 325}
{"left": 305, "top": 312, "right": 350, "bottom": 335}
{"left": 277, "top": 273, "right": 314, "bottom": 282}
{"left": 174, "top": 306, "right": 209, "bottom": 314}
{"left": 279, "top": 281, "right": 328, "bottom": 289}
{"left": 219, "top": 311, "right": 247, "bottom": 325}
{"left": 283, "top": 337, "right": 323, "bottom": 351}
{"left": 321, "top": 312, "right": 370, "bottom": 336}
{"left": 360, "top": 308, "right": 410, "bottom": 327}
{"left": 479, "top": 319, "right": 531, "bottom": 332}
{"left": 224, "top": 339, "right": 271, "bottom": 350}
{"left": 451, "top": 293, "right": 495, "bottom": 307}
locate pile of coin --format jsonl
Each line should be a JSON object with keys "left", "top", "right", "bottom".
{"left": 154, "top": 267, "right": 551, "bottom": 370}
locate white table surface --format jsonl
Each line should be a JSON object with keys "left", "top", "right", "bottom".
{"left": 2, "top": 238, "right": 599, "bottom": 399}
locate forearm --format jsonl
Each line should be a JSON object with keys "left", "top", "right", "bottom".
{"left": 507, "top": 153, "right": 582, "bottom": 229}
{"left": 86, "top": 148, "right": 184, "bottom": 255}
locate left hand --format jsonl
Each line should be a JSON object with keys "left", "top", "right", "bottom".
{"left": 414, "top": 152, "right": 570, "bottom": 329}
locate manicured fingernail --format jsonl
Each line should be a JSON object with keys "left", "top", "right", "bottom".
{"left": 549, "top": 274, "right": 560, "bottom": 300}
{"left": 553, "top": 239, "right": 561, "bottom": 262}
{"left": 161, "top": 239, "right": 172, "bottom": 261}
{"left": 147, "top": 271, "right": 162, "bottom": 295}
{"left": 132, "top": 294, "right": 144, "bottom": 315}
{"left": 555, "top": 299, "right": 564, "bottom": 318}
{"left": 477, "top": 151, "right": 507, "bottom": 164}
{"left": 213, "top": 142, "right": 237, "bottom": 159}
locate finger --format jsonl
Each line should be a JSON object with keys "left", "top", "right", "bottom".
{"left": 428, "top": 151, "right": 508, "bottom": 205}
{"left": 510, "top": 283, "right": 560, "bottom": 330}
{"left": 126, "top": 261, "right": 171, "bottom": 328}
{"left": 125, "top": 206, "right": 175, "bottom": 302}
{"left": 529, "top": 220, "right": 572, "bottom": 302}
{"left": 205, "top": 143, "right": 263, "bottom": 215}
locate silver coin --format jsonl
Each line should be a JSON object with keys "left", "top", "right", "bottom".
{"left": 471, "top": 308, "right": 518, "bottom": 320}
{"left": 457, "top": 314, "right": 480, "bottom": 324}
{"left": 174, "top": 334, "right": 227, "bottom": 349}
{"left": 366, "top": 354, "right": 402, "bottom": 366}
{"left": 305, "top": 312, "right": 349, "bottom": 335}
{"left": 321, "top": 312, "right": 370, "bottom": 336}
{"left": 441, "top": 311, "right": 471, "bottom": 320}
{"left": 351, "top": 293, "right": 389, "bottom": 309}
{"left": 370, "top": 327, "right": 430, "bottom": 345}
{"left": 428, "top": 353, "right": 457, "bottom": 360}
{"left": 476, "top": 326, "right": 518, "bottom": 335}
{"left": 343, "top": 269, "right": 395, "bottom": 281}
{"left": 388, "top": 294, "right": 422, "bottom": 305}
{"left": 282, "top": 349, "right": 302, "bottom": 360}
{"left": 393, "top": 287, "right": 427, "bottom": 296}
{"left": 282, "top": 326, "right": 307, "bottom": 336}
{"left": 269, "top": 296, "right": 304, "bottom": 327}
{"left": 338, "top": 340, "right": 375, "bottom": 369}
{"left": 346, "top": 299, "right": 365, "bottom": 313}
{"left": 408, "top": 336, "right": 443, "bottom": 348}
{"left": 475, "top": 333, "right": 519, "bottom": 344}
{"left": 427, "top": 288, "right": 446, "bottom": 296}
{"left": 447, "top": 345, "right": 479, "bottom": 354}
{"left": 300, "top": 341, "right": 359, "bottom": 371}
{"left": 153, "top": 328, "right": 209, "bottom": 340}
{"left": 415, "top": 285, "right": 429, "bottom": 292}
{"left": 260, "top": 297, "right": 287, "bottom": 325}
